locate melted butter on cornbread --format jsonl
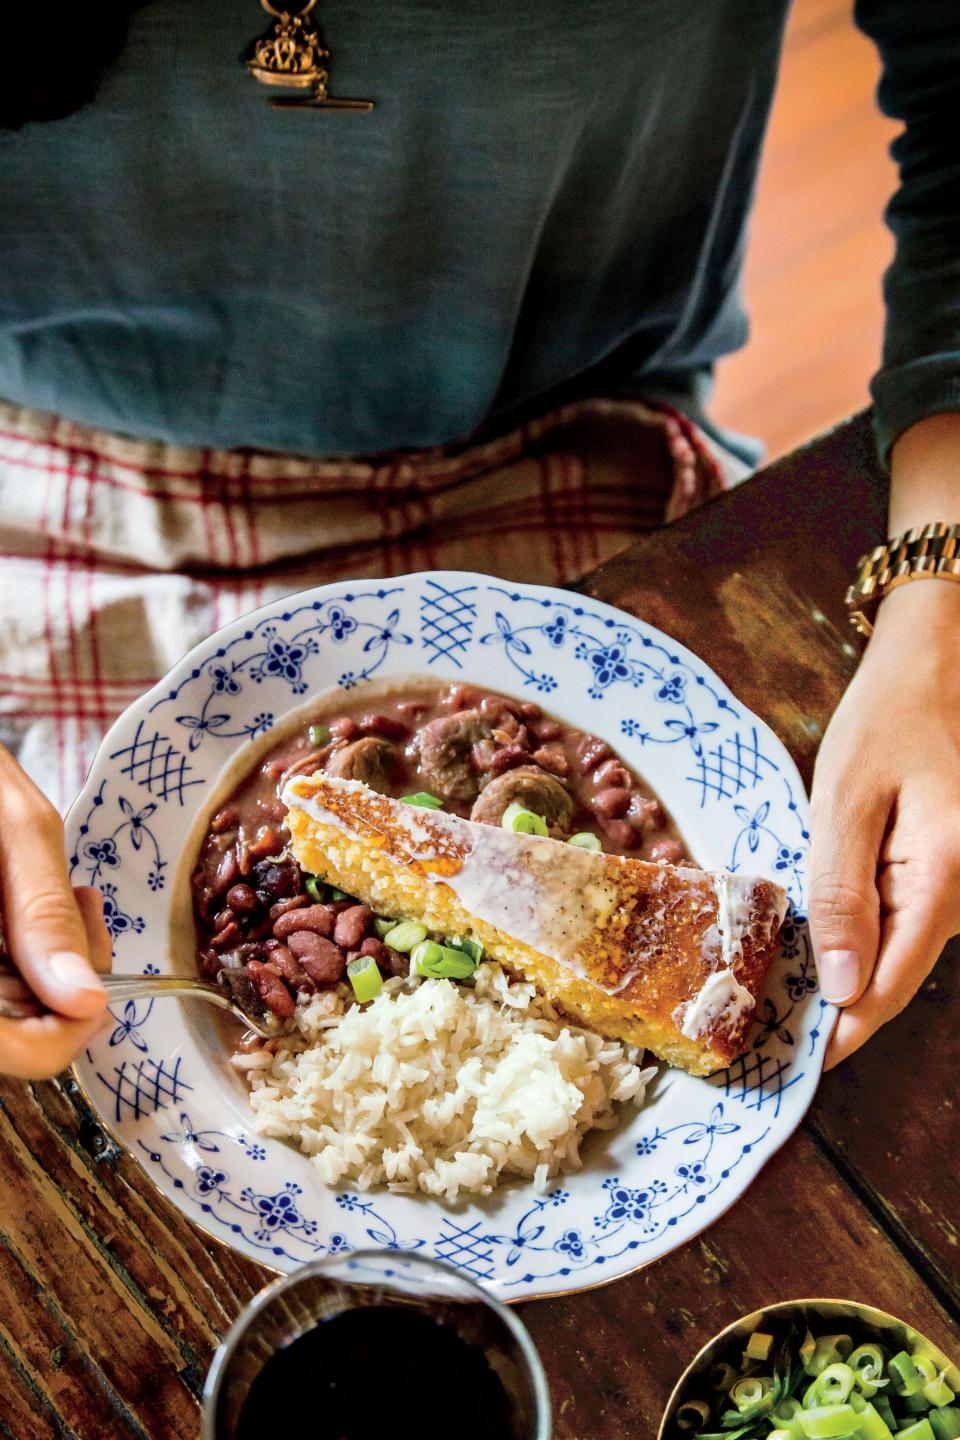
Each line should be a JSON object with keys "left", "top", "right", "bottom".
{"left": 281, "top": 775, "right": 787, "bottom": 1075}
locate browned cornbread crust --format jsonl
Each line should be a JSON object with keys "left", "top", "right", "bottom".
{"left": 282, "top": 776, "right": 787, "bottom": 1076}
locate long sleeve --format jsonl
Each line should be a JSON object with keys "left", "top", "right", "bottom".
{"left": 855, "top": 1, "right": 960, "bottom": 463}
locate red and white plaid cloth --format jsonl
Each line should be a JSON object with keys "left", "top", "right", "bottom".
{"left": 0, "top": 395, "right": 733, "bottom": 812}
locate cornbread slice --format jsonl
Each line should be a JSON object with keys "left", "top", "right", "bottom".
{"left": 281, "top": 775, "right": 788, "bottom": 1076}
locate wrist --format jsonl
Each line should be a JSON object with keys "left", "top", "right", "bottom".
{"left": 870, "top": 574, "right": 960, "bottom": 642}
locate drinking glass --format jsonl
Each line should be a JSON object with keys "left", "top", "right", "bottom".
{"left": 203, "top": 1249, "right": 551, "bottom": 1439}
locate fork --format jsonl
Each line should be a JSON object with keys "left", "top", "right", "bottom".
{"left": 0, "top": 964, "right": 292, "bottom": 1039}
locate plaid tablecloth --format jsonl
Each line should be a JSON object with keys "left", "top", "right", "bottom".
{"left": 0, "top": 395, "right": 733, "bottom": 812}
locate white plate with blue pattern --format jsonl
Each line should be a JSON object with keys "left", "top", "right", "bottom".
{"left": 68, "top": 572, "right": 829, "bottom": 1300}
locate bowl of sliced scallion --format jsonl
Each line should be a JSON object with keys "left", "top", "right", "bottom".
{"left": 657, "top": 1300, "right": 960, "bottom": 1440}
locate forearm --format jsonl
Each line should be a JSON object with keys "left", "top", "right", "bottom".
{"left": 873, "top": 411, "right": 960, "bottom": 640}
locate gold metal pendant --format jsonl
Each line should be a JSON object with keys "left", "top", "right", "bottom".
{"left": 247, "top": 0, "right": 374, "bottom": 112}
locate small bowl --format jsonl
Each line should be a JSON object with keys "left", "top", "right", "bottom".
{"left": 657, "top": 1298, "right": 960, "bottom": 1440}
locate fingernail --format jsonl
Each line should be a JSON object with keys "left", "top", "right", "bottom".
{"left": 47, "top": 952, "right": 107, "bottom": 996}
{"left": 819, "top": 948, "right": 861, "bottom": 1004}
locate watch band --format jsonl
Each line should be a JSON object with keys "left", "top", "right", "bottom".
{"left": 845, "top": 522, "right": 960, "bottom": 637}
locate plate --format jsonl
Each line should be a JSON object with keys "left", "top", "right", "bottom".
{"left": 67, "top": 571, "right": 829, "bottom": 1301}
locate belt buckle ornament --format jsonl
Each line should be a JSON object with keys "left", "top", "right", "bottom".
{"left": 246, "top": 0, "right": 374, "bottom": 112}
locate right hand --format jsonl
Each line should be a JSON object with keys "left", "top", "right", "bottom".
{"left": 0, "top": 746, "right": 111, "bottom": 1080}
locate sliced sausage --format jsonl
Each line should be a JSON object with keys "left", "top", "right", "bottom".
{"left": 470, "top": 765, "right": 576, "bottom": 836}
{"left": 416, "top": 709, "right": 493, "bottom": 802}
{"left": 324, "top": 735, "right": 398, "bottom": 792}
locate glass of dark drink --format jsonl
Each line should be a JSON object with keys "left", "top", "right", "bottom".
{"left": 203, "top": 1249, "right": 551, "bottom": 1440}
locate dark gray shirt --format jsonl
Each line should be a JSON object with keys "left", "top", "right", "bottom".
{"left": 0, "top": 0, "right": 957, "bottom": 460}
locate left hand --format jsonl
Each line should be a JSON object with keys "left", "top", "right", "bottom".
{"left": 808, "top": 579, "right": 960, "bottom": 1068}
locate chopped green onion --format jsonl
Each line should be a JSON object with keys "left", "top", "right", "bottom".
{"left": 383, "top": 920, "right": 428, "bottom": 954}
{"left": 731, "top": 1376, "right": 773, "bottom": 1411}
{"left": 346, "top": 954, "right": 383, "bottom": 1004}
{"left": 709, "top": 1363, "right": 738, "bottom": 1392}
{"left": 897, "top": 1422, "right": 937, "bottom": 1440}
{"left": 328, "top": 887, "right": 350, "bottom": 902}
{"left": 410, "top": 940, "right": 478, "bottom": 981}
{"left": 854, "top": 1402, "right": 895, "bottom": 1440}
{"left": 675, "top": 1399, "right": 711, "bottom": 1430}
{"left": 847, "top": 1391, "right": 867, "bottom": 1415}
{"left": 308, "top": 723, "right": 330, "bottom": 747}
{"left": 373, "top": 916, "right": 396, "bottom": 938}
{"left": 924, "top": 1378, "right": 957, "bottom": 1410}
{"left": 817, "top": 1365, "right": 857, "bottom": 1406}
{"left": 501, "top": 802, "right": 548, "bottom": 836}
{"left": 304, "top": 875, "right": 326, "bottom": 904}
{"left": 770, "top": 1432, "right": 797, "bottom": 1440}
{"left": 801, "top": 1333, "right": 818, "bottom": 1372}
{"left": 797, "top": 1404, "right": 860, "bottom": 1438}
{"left": 806, "top": 1338, "right": 855, "bottom": 1379}
{"left": 891, "top": 1354, "right": 927, "bottom": 1398}
{"left": 447, "top": 935, "right": 484, "bottom": 964}
{"left": 568, "top": 830, "right": 602, "bottom": 851}
{"left": 915, "top": 1358, "right": 943, "bottom": 1386}
{"left": 850, "top": 1345, "right": 887, "bottom": 1398}
{"left": 401, "top": 792, "right": 444, "bottom": 809}
{"left": 930, "top": 1406, "right": 960, "bottom": 1440}
{"left": 744, "top": 1332, "right": 775, "bottom": 1362}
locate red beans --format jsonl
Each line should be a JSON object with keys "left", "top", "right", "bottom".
{"left": 519, "top": 702, "right": 542, "bottom": 722}
{"left": 576, "top": 736, "right": 613, "bottom": 774}
{"left": 357, "top": 713, "right": 409, "bottom": 741}
{"left": 593, "top": 758, "right": 630, "bottom": 789}
{"left": 530, "top": 718, "right": 561, "bottom": 742}
{"left": 246, "top": 960, "right": 295, "bottom": 1019}
{"left": 333, "top": 904, "right": 373, "bottom": 949}
{"left": 214, "top": 849, "right": 240, "bottom": 894}
{"left": 270, "top": 944, "right": 313, "bottom": 992}
{"left": 213, "top": 908, "right": 236, "bottom": 932}
{"left": 649, "top": 839, "right": 685, "bottom": 864}
{"left": 330, "top": 717, "right": 361, "bottom": 741}
{"left": 359, "top": 937, "right": 391, "bottom": 966}
{"left": 626, "top": 794, "right": 663, "bottom": 830}
{"left": 488, "top": 745, "right": 528, "bottom": 775}
{"left": 273, "top": 904, "right": 335, "bottom": 940}
{"left": 226, "top": 883, "right": 258, "bottom": 913}
{"left": 288, "top": 933, "right": 347, "bottom": 984}
{"left": 600, "top": 818, "right": 637, "bottom": 851}
{"left": 593, "top": 787, "right": 631, "bottom": 819}
{"left": 269, "top": 894, "right": 309, "bottom": 921}
{"left": 531, "top": 743, "right": 569, "bottom": 777}
{"left": 210, "top": 920, "right": 243, "bottom": 950}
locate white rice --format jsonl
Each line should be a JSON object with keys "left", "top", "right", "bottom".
{"left": 233, "top": 963, "right": 655, "bottom": 1200}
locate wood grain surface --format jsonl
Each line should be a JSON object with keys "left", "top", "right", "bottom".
{"left": 1, "top": 412, "right": 958, "bottom": 1439}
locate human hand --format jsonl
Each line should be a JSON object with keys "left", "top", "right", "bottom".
{"left": 0, "top": 746, "right": 111, "bottom": 1080}
{"left": 808, "top": 581, "right": 960, "bottom": 1067}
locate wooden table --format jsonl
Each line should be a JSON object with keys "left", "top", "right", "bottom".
{"left": 1, "top": 412, "right": 957, "bottom": 1438}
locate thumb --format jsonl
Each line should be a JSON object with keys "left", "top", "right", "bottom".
{"left": 807, "top": 778, "right": 889, "bottom": 1007}
{"left": 0, "top": 756, "right": 107, "bottom": 1019}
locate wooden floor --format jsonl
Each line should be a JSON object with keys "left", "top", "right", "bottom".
{"left": 712, "top": 0, "right": 899, "bottom": 461}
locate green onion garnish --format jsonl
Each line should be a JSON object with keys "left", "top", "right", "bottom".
{"left": 930, "top": 1406, "right": 960, "bottom": 1440}
{"left": 926, "top": 1379, "right": 958, "bottom": 1410}
{"left": 304, "top": 875, "right": 326, "bottom": 904}
{"left": 382, "top": 920, "right": 428, "bottom": 954}
{"left": 447, "top": 935, "right": 484, "bottom": 965}
{"left": 815, "top": 1365, "right": 856, "bottom": 1406}
{"left": 373, "top": 916, "right": 397, "bottom": 938}
{"left": 410, "top": 940, "right": 478, "bottom": 981}
{"left": 401, "top": 792, "right": 444, "bottom": 809}
{"left": 675, "top": 1399, "right": 711, "bottom": 1430}
{"left": 797, "top": 1405, "right": 859, "bottom": 1437}
{"left": 501, "top": 802, "right": 548, "bottom": 836}
{"left": 568, "top": 831, "right": 602, "bottom": 851}
{"left": 891, "top": 1354, "right": 927, "bottom": 1398}
{"left": 854, "top": 1403, "right": 896, "bottom": 1440}
{"left": 328, "top": 888, "right": 350, "bottom": 902}
{"left": 346, "top": 954, "right": 383, "bottom": 1004}
{"left": 898, "top": 1422, "right": 937, "bottom": 1440}
{"left": 308, "top": 723, "right": 330, "bottom": 747}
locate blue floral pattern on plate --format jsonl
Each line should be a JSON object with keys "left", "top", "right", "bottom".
{"left": 67, "top": 571, "right": 827, "bottom": 1300}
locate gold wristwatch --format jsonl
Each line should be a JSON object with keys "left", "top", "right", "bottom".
{"left": 845, "top": 522, "right": 960, "bottom": 637}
